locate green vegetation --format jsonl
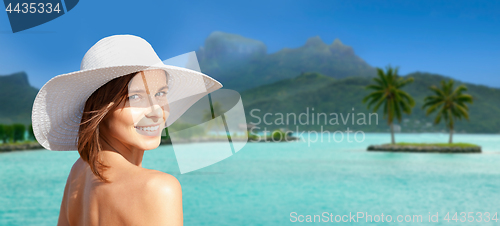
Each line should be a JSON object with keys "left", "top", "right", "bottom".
{"left": 247, "top": 131, "right": 260, "bottom": 141}
{"left": 247, "top": 129, "right": 296, "bottom": 142}
{"left": 164, "top": 121, "right": 206, "bottom": 140}
{"left": 271, "top": 129, "right": 287, "bottom": 141}
{"left": 203, "top": 101, "right": 225, "bottom": 120}
{"left": 12, "top": 124, "right": 25, "bottom": 142}
{"left": 241, "top": 72, "right": 335, "bottom": 103}
{"left": 422, "top": 80, "right": 473, "bottom": 143}
{"left": 0, "top": 124, "right": 13, "bottom": 143}
{"left": 241, "top": 71, "right": 500, "bottom": 133}
{"left": 396, "top": 142, "right": 479, "bottom": 147}
{"left": 1, "top": 140, "right": 40, "bottom": 145}
{"left": 0, "top": 124, "right": 6, "bottom": 143}
{"left": 28, "top": 123, "right": 35, "bottom": 140}
{"left": 0, "top": 123, "right": 35, "bottom": 145}
{"left": 368, "top": 142, "right": 481, "bottom": 153}
{"left": 363, "top": 66, "right": 415, "bottom": 144}
{"left": 0, "top": 72, "right": 39, "bottom": 125}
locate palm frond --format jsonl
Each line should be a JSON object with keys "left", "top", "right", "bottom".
{"left": 372, "top": 94, "right": 388, "bottom": 112}
{"left": 455, "top": 104, "right": 470, "bottom": 120}
{"left": 425, "top": 101, "right": 443, "bottom": 115}
{"left": 429, "top": 85, "right": 445, "bottom": 97}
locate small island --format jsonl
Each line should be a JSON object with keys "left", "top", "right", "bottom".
{"left": 362, "top": 66, "right": 480, "bottom": 154}
{"left": 247, "top": 129, "right": 299, "bottom": 142}
{"left": 367, "top": 143, "right": 481, "bottom": 153}
{"left": 0, "top": 141, "right": 43, "bottom": 152}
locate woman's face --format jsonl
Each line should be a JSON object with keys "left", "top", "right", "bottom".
{"left": 101, "top": 69, "right": 170, "bottom": 151}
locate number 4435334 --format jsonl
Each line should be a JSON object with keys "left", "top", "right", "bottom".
{"left": 5, "top": 3, "right": 61, "bottom": 14}
{"left": 444, "top": 212, "right": 498, "bottom": 223}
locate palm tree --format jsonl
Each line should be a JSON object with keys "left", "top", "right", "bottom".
{"left": 422, "top": 79, "right": 473, "bottom": 143}
{"left": 363, "top": 66, "right": 415, "bottom": 144}
{"left": 202, "top": 101, "right": 225, "bottom": 137}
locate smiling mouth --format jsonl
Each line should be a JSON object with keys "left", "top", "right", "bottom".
{"left": 134, "top": 125, "right": 160, "bottom": 132}
{"left": 134, "top": 124, "right": 163, "bottom": 137}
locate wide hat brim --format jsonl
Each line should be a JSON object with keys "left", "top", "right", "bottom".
{"left": 32, "top": 63, "right": 222, "bottom": 151}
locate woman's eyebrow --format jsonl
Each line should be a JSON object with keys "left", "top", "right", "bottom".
{"left": 129, "top": 85, "right": 168, "bottom": 93}
{"left": 129, "top": 89, "right": 146, "bottom": 93}
{"left": 157, "top": 85, "right": 168, "bottom": 91}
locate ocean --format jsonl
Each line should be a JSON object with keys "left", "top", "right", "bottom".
{"left": 1, "top": 133, "right": 499, "bottom": 225}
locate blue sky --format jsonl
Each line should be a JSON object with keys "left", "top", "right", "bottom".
{"left": 0, "top": 0, "right": 499, "bottom": 89}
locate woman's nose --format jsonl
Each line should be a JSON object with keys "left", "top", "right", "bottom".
{"left": 145, "top": 104, "right": 164, "bottom": 122}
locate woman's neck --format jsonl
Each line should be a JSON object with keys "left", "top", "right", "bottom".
{"left": 100, "top": 136, "right": 145, "bottom": 168}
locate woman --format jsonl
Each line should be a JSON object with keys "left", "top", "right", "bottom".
{"left": 31, "top": 35, "right": 222, "bottom": 225}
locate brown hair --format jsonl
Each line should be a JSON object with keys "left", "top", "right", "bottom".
{"left": 78, "top": 72, "right": 136, "bottom": 183}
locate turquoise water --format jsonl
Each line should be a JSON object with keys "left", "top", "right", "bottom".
{"left": 1, "top": 133, "right": 500, "bottom": 225}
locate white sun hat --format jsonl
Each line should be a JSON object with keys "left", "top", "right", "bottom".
{"left": 31, "top": 34, "right": 222, "bottom": 151}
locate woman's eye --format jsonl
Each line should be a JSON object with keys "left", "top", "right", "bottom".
{"left": 155, "top": 91, "right": 167, "bottom": 97}
{"left": 129, "top": 94, "right": 140, "bottom": 100}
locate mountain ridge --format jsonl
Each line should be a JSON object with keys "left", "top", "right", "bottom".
{"left": 0, "top": 72, "right": 39, "bottom": 125}
{"left": 197, "top": 31, "right": 376, "bottom": 91}
{"left": 3, "top": 70, "right": 500, "bottom": 133}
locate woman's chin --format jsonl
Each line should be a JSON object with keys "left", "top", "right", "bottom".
{"left": 137, "top": 137, "right": 161, "bottom": 151}
{"left": 134, "top": 127, "right": 164, "bottom": 150}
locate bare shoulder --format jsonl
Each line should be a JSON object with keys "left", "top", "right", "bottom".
{"left": 142, "top": 170, "right": 182, "bottom": 206}
{"left": 57, "top": 157, "right": 86, "bottom": 226}
{"left": 144, "top": 170, "right": 182, "bottom": 193}
{"left": 69, "top": 157, "right": 87, "bottom": 177}
{"left": 139, "top": 169, "right": 183, "bottom": 225}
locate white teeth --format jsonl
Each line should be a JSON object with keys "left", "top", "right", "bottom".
{"left": 135, "top": 125, "right": 160, "bottom": 132}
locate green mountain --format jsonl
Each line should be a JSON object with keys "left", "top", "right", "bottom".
{"left": 2, "top": 70, "right": 499, "bottom": 133}
{"left": 0, "top": 72, "right": 39, "bottom": 125}
{"left": 241, "top": 72, "right": 500, "bottom": 133}
{"left": 198, "top": 31, "right": 376, "bottom": 91}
